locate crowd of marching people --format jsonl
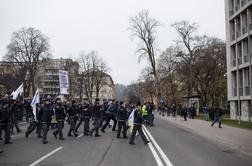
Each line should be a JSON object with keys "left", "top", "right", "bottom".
{"left": 0, "top": 95, "right": 156, "bottom": 154}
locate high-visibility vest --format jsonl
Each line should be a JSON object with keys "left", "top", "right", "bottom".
{"left": 142, "top": 105, "right": 148, "bottom": 116}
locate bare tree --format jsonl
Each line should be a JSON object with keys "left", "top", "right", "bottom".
{"left": 192, "top": 38, "right": 226, "bottom": 107}
{"left": 78, "top": 51, "right": 109, "bottom": 102}
{"left": 4, "top": 27, "right": 50, "bottom": 97}
{"left": 158, "top": 47, "right": 179, "bottom": 104}
{"left": 171, "top": 21, "right": 207, "bottom": 97}
{"left": 129, "top": 10, "right": 161, "bottom": 103}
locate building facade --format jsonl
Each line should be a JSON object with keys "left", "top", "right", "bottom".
{"left": 35, "top": 58, "right": 79, "bottom": 99}
{"left": 225, "top": 0, "right": 252, "bottom": 121}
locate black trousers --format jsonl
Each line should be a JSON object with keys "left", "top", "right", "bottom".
{"left": 53, "top": 121, "right": 64, "bottom": 139}
{"left": 26, "top": 121, "right": 41, "bottom": 137}
{"left": 11, "top": 117, "right": 20, "bottom": 133}
{"left": 90, "top": 118, "right": 101, "bottom": 135}
{"left": 68, "top": 116, "right": 77, "bottom": 135}
{"left": 101, "top": 115, "right": 117, "bottom": 131}
{"left": 0, "top": 124, "right": 11, "bottom": 143}
{"left": 75, "top": 118, "right": 90, "bottom": 134}
{"left": 42, "top": 122, "right": 49, "bottom": 142}
{"left": 129, "top": 125, "right": 148, "bottom": 144}
{"left": 117, "top": 121, "right": 127, "bottom": 137}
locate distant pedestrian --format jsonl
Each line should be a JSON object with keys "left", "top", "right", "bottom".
{"left": 203, "top": 105, "right": 209, "bottom": 121}
{"left": 211, "top": 108, "right": 222, "bottom": 128}
{"left": 182, "top": 105, "right": 187, "bottom": 121}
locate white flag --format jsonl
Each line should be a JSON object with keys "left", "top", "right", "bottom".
{"left": 59, "top": 70, "right": 69, "bottom": 95}
{"left": 31, "top": 89, "right": 40, "bottom": 121}
{"left": 128, "top": 109, "right": 135, "bottom": 132}
{"left": 12, "top": 83, "right": 24, "bottom": 99}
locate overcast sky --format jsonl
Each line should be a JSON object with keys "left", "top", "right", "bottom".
{"left": 0, "top": 0, "right": 225, "bottom": 85}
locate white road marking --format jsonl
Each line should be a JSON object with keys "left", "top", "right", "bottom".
{"left": 12, "top": 133, "right": 25, "bottom": 138}
{"left": 29, "top": 146, "right": 63, "bottom": 166}
{"left": 143, "top": 125, "right": 174, "bottom": 166}
{"left": 142, "top": 129, "right": 164, "bottom": 166}
{"left": 77, "top": 133, "right": 83, "bottom": 138}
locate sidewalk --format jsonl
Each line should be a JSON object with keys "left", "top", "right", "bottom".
{"left": 158, "top": 115, "right": 252, "bottom": 157}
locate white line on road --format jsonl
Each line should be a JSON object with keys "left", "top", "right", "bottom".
{"left": 142, "top": 129, "right": 164, "bottom": 166}
{"left": 29, "top": 146, "right": 63, "bottom": 166}
{"left": 143, "top": 125, "right": 174, "bottom": 166}
{"left": 77, "top": 133, "right": 83, "bottom": 138}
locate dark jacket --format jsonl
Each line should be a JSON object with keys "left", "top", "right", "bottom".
{"left": 106, "top": 103, "right": 116, "bottom": 115}
{"left": 117, "top": 106, "right": 128, "bottom": 121}
{"left": 55, "top": 104, "right": 65, "bottom": 121}
{"left": 0, "top": 103, "right": 11, "bottom": 125}
{"left": 40, "top": 104, "right": 53, "bottom": 123}
{"left": 80, "top": 103, "right": 91, "bottom": 119}
{"left": 67, "top": 105, "right": 78, "bottom": 117}
{"left": 92, "top": 104, "right": 101, "bottom": 119}
{"left": 133, "top": 109, "right": 144, "bottom": 125}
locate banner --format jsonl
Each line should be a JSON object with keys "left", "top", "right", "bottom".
{"left": 31, "top": 89, "right": 40, "bottom": 121}
{"left": 59, "top": 70, "right": 69, "bottom": 95}
{"left": 12, "top": 83, "right": 23, "bottom": 99}
{"left": 128, "top": 109, "right": 135, "bottom": 133}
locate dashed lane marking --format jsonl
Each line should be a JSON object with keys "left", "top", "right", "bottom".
{"left": 29, "top": 146, "right": 63, "bottom": 166}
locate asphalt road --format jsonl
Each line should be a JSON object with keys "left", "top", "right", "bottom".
{"left": 0, "top": 116, "right": 252, "bottom": 166}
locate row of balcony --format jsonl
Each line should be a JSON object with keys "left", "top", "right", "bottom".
{"left": 233, "top": 86, "right": 251, "bottom": 96}
{"left": 229, "top": 0, "right": 252, "bottom": 16}
{"left": 232, "top": 54, "right": 251, "bottom": 67}
{"left": 231, "top": 24, "right": 252, "bottom": 41}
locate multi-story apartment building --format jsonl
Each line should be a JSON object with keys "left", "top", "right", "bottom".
{"left": 35, "top": 58, "right": 79, "bottom": 98}
{"left": 225, "top": 0, "right": 252, "bottom": 121}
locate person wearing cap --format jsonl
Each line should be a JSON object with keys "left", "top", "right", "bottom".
{"left": 129, "top": 101, "right": 150, "bottom": 145}
{"left": 90, "top": 98, "right": 102, "bottom": 137}
{"left": 53, "top": 98, "right": 66, "bottom": 140}
{"left": 67, "top": 100, "right": 78, "bottom": 137}
{"left": 40, "top": 98, "right": 53, "bottom": 144}
{"left": 116, "top": 101, "right": 128, "bottom": 139}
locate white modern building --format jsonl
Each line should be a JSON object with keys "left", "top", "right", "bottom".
{"left": 225, "top": 0, "right": 252, "bottom": 121}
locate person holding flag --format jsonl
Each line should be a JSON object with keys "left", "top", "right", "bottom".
{"left": 25, "top": 89, "right": 42, "bottom": 138}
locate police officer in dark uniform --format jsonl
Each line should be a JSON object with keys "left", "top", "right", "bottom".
{"left": 129, "top": 101, "right": 150, "bottom": 145}
{"left": 25, "top": 102, "right": 42, "bottom": 138}
{"left": 75, "top": 99, "right": 91, "bottom": 136}
{"left": 0, "top": 98, "right": 12, "bottom": 144}
{"left": 67, "top": 100, "right": 78, "bottom": 137}
{"left": 100, "top": 99, "right": 109, "bottom": 127}
{"left": 41, "top": 98, "right": 53, "bottom": 144}
{"left": 101, "top": 100, "right": 117, "bottom": 132}
{"left": 10, "top": 100, "right": 22, "bottom": 134}
{"left": 117, "top": 101, "right": 128, "bottom": 139}
{"left": 53, "top": 98, "right": 65, "bottom": 140}
{"left": 90, "top": 98, "right": 102, "bottom": 137}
